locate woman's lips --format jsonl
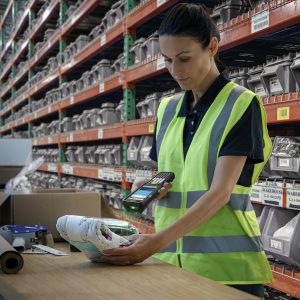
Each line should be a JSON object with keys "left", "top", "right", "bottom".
{"left": 177, "top": 78, "right": 189, "bottom": 83}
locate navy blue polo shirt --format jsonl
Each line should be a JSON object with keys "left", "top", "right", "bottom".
{"left": 149, "top": 73, "right": 264, "bottom": 187}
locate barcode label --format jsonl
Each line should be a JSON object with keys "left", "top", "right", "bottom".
{"left": 157, "top": 0, "right": 166, "bottom": 7}
{"left": 62, "top": 164, "right": 73, "bottom": 175}
{"left": 48, "top": 163, "right": 57, "bottom": 172}
{"left": 270, "top": 239, "right": 283, "bottom": 251}
{"left": 48, "top": 137, "right": 53, "bottom": 144}
{"left": 277, "top": 107, "right": 290, "bottom": 121}
{"left": 48, "top": 106, "right": 52, "bottom": 113}
{"left": 251, "top": 10, "right": 269, "bottom": 33}
{"left": 99, "top": 82, "right": 105, "bottom": 93}
{"left": 279, "top": 158, "right": 290, "bottom": 167}
{"left": 70, "top": 96, "right": 75, "bottom": 105}
{"left": 98, "top": 129, "right": 103, "bottom": 139}
{"left": 148, "top": 124, "right": 155, "bottom": 133}
{"left": 100, "top": 35, "right": 106, "bottom": 46}
{"left": 156, "top": 57, "right": 166, "bottom": 70}
{"left": 98, "top": 169, "right": 104, "bottom": 179}
{"left": 286, "top": 183, "right": 300, "bottom": 210}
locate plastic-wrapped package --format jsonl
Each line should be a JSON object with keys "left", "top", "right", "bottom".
{"left": 5, "top": 157, "right": 45, "bottom": 194}
{"left": 56, "top": 215, "right": 138, "bottom": 262}
{"left": 273, "top": 214, "right": 299, "bottom": 241}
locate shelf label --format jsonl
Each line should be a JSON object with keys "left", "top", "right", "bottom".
{"left": 21, "top": 42, "right": 27, "bottom": 50}
{"left": 277, "top": 107, "right": 290, "bottom": 121}
{"left": 32, "top": 139, "right": 37, "bottom": 146}
{"left": 100, "top": 34, "right": 106, "bottom": 46}
{"left": 262, "top": 181, "right": 283, "bottom": 207}
{"left": 42, "top": 7, "right": 51, "bottom": 22}
{"left": 48, "top": 106, "right": 52, "bottom": 113}
{"left": 279, "top": 158, "right": 290, "bottom": 168}
{"left": 62, "top": 164, "right": 73, "bottom": 175}
{"left": 270, "top": 77, "right": 282, "bottom": 94}
{"left": 48, "top": 137, "right": 53, "bottom": 144}
{"left": 34, "top": 112, "right": 38, "bottom": 119}
{"left": 286, "top": 183, "right": 300, "bottom": 210}
{"left": 70, "top": 96, "right": 75, "bottom": 105}
{"left": 115, "top": 171, "right": 122, "bottom": 181}
{"left": 99, "top": 82, "right": 105, "bottom": 93}
{"left": 98, "top": 129, "right": 104, "bottom": 139}
{"left": 250, "top": 183, "right": 263, "bottom": 203}
{"left": 270, "top": 238, "right": 283, "bottom": 251}
{"left": 251, "top": 10, "right": 269, "bottom": 33}
{"left": 157, "top": 0, "right": 166, "bottom": 7}
{"left": 148, "top": 124, "right": 155, "bottom": 133}
{"left": 98, "top": 168, "right": 104, "bottom": 179}
{"left": 156, "top": 57, "right": 166, "bottom": 70}
{"left": 48, "top": 163, "right": 57, "bottom": 172}
{"left": 67, "top": 133, "right": 74, "bottom": 143}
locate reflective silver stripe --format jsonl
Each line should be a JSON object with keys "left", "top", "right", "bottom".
{"left": 186, "top": 190, "right": 253, "bottom": 212}
{"left": 159, "top": 242, "right": 177, "bottom": 253}
{"left": 156, "top": 192, "right": 181, "bottom": 209}
{"left": 186, "top": 190, "right": 207, "bottom": 208}
{"left": 156, "top": 94, "right": 183, "bottom": 156}
{"left": 182, "top": 235, "right": 263, "bottom": 254}
{"left": 207, "top": 86, "right": 247, "bottom": 187}
{"left": 229, "top": 194, "right": 253, "bottom": 211}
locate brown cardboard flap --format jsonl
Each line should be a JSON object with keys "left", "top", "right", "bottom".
{"left": 0, "top": 192, "right": 10, "bottom": 207}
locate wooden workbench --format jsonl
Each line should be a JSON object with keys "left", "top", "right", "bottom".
{"left": 0, "top": 243, "right": 257, "bottom": 300}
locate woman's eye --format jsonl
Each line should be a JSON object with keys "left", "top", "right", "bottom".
{"left": 179, "top": 58, "right": 190, "bottom": 62}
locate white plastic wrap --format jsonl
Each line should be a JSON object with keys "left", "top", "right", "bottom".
{"left": 4, "top": 157, "right": 44, "bottom": 194}
{"left": 273, "top": 214, "right": 299, "bottom": 241}
{"left": 56, "top": 215, "right": 136, "bottom": 262}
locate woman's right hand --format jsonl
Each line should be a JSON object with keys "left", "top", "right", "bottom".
{"left": 131, "top": 178, "right": 173, "bottom": 201}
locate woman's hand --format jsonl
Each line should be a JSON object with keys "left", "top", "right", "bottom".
{"left": 131, "top": 178, "right": 173, "bottom": 201}
{"left": 101, "top": 233, "right": 164, "bottom": 266}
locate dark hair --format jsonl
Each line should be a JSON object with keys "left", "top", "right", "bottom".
{"left": 158, "top": 3, "right": 226, "bottom": 72}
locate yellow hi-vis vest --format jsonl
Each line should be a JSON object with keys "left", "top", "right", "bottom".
{"left": 153, "top": 82, "right": 273, "bottom": 284}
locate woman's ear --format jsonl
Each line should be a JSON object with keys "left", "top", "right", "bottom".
{"left": 209, "top": 36, "right": 219, "bottom": 57}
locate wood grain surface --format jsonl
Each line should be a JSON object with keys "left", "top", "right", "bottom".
{"left": 0, "top": 243, "right": 258, "bottom": 300}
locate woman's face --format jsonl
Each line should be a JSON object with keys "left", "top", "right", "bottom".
{"left": 159, "top": 35, "right": 212, "bottom": 91}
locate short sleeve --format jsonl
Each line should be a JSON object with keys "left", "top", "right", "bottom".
{"left": 219, "top": 97, "right": 264, "bottom": 165}
{"left": 149, "top": 121, "right": 158, "bottom": 162}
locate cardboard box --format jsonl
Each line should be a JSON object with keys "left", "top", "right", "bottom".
{"left": 0, "top": 189, "right": 102, "bottom": 240}
{"left": 0, "top": 166, "right": 23, "bottom": 188}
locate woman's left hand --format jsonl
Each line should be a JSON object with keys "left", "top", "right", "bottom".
{"left": 101, "top": 233, "right": 163, "bottom": 266}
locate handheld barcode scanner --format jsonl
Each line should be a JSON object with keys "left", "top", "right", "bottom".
{"left": 123, "top": 172, "right": 175, "bottom": 213}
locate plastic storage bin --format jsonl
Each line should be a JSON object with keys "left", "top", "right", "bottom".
{"left": 127, "top": 136, "right": 143, "bottom": 167}
{"left": 65, "top": 147, "right": 77, "bottom": 163}
{"left": 261, "top": 53, "right": 296, "bottom": 96}
{"left": 291, "top": 52, "right": 300, "bottom": 91}
{"left": 269, "top": 136, "right": 300, "bottom": 174}
{"left": 85, "top": 146, "right": 97, "bottom": 164}
{"left": 130, "top": 38, "right": 146, "bottom": 64}
{"left": 262, "top": 207, "right": 300, "bottom": 267}
{"left": 142, "top": 32, "right": 159, "bottom": 59}
{"left": 111, "top": 53, "right": 124, "bottom": 73}
{"left": 247, "top": 65, "right": 267, "bottom": 98}
{"left": 229, "top": 68, "right": 249, "bottom": 88}
{"left": 97, "top": 102, "right": 118, "bottom": 125}
{"left": 110, "top": 145, "right": 122, "bottom": 166}
{"left": 74, "top": 147, "right": 87, "bottom": 164}
{"left": 92, "top": 59, "right": 113, "bottom": 82}
{"left": 140, "top": 136, "right": 157, "bottom": 168}
{"left": 61, "top": 117, "right": 74, "bottom": 132}
{"left": 116, "top": 100, "right": 124, "bottom": 122}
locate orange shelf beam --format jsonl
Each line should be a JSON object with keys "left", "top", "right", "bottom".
{"left": 125, "top": 56, "right": 167, "bottom": 83}
{"left": 125, "top": 117, "right": 156, "bottom": 136}
{"left": 0, "top": 0, "right": 13, "bottom": 29}
{"left": 262, "top": 93, "right": 300, "bottom": 124}
{"left": 126, "top": 0, "right": 178, "bottom": 29}
{"left": 219, "top": 0, "right": 300, "bottom": 51}
{"left": 267, "top": 264, "right": 300, "bottom": 298}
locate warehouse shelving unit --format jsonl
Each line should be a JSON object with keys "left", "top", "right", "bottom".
{"left": 1, "top": 0, "right": 300, "bottom": 297}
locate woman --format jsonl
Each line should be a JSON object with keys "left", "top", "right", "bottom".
{"left": 103, "top": 3, "right": 273, "bottom": 297}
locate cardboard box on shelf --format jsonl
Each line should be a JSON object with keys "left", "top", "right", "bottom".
{"left": 0, "top": 189, "right": 102, "bottom": 240}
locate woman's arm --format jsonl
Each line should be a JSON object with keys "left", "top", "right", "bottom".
{"left": 102, "top": 155, "right": 246, "bottom": 264}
